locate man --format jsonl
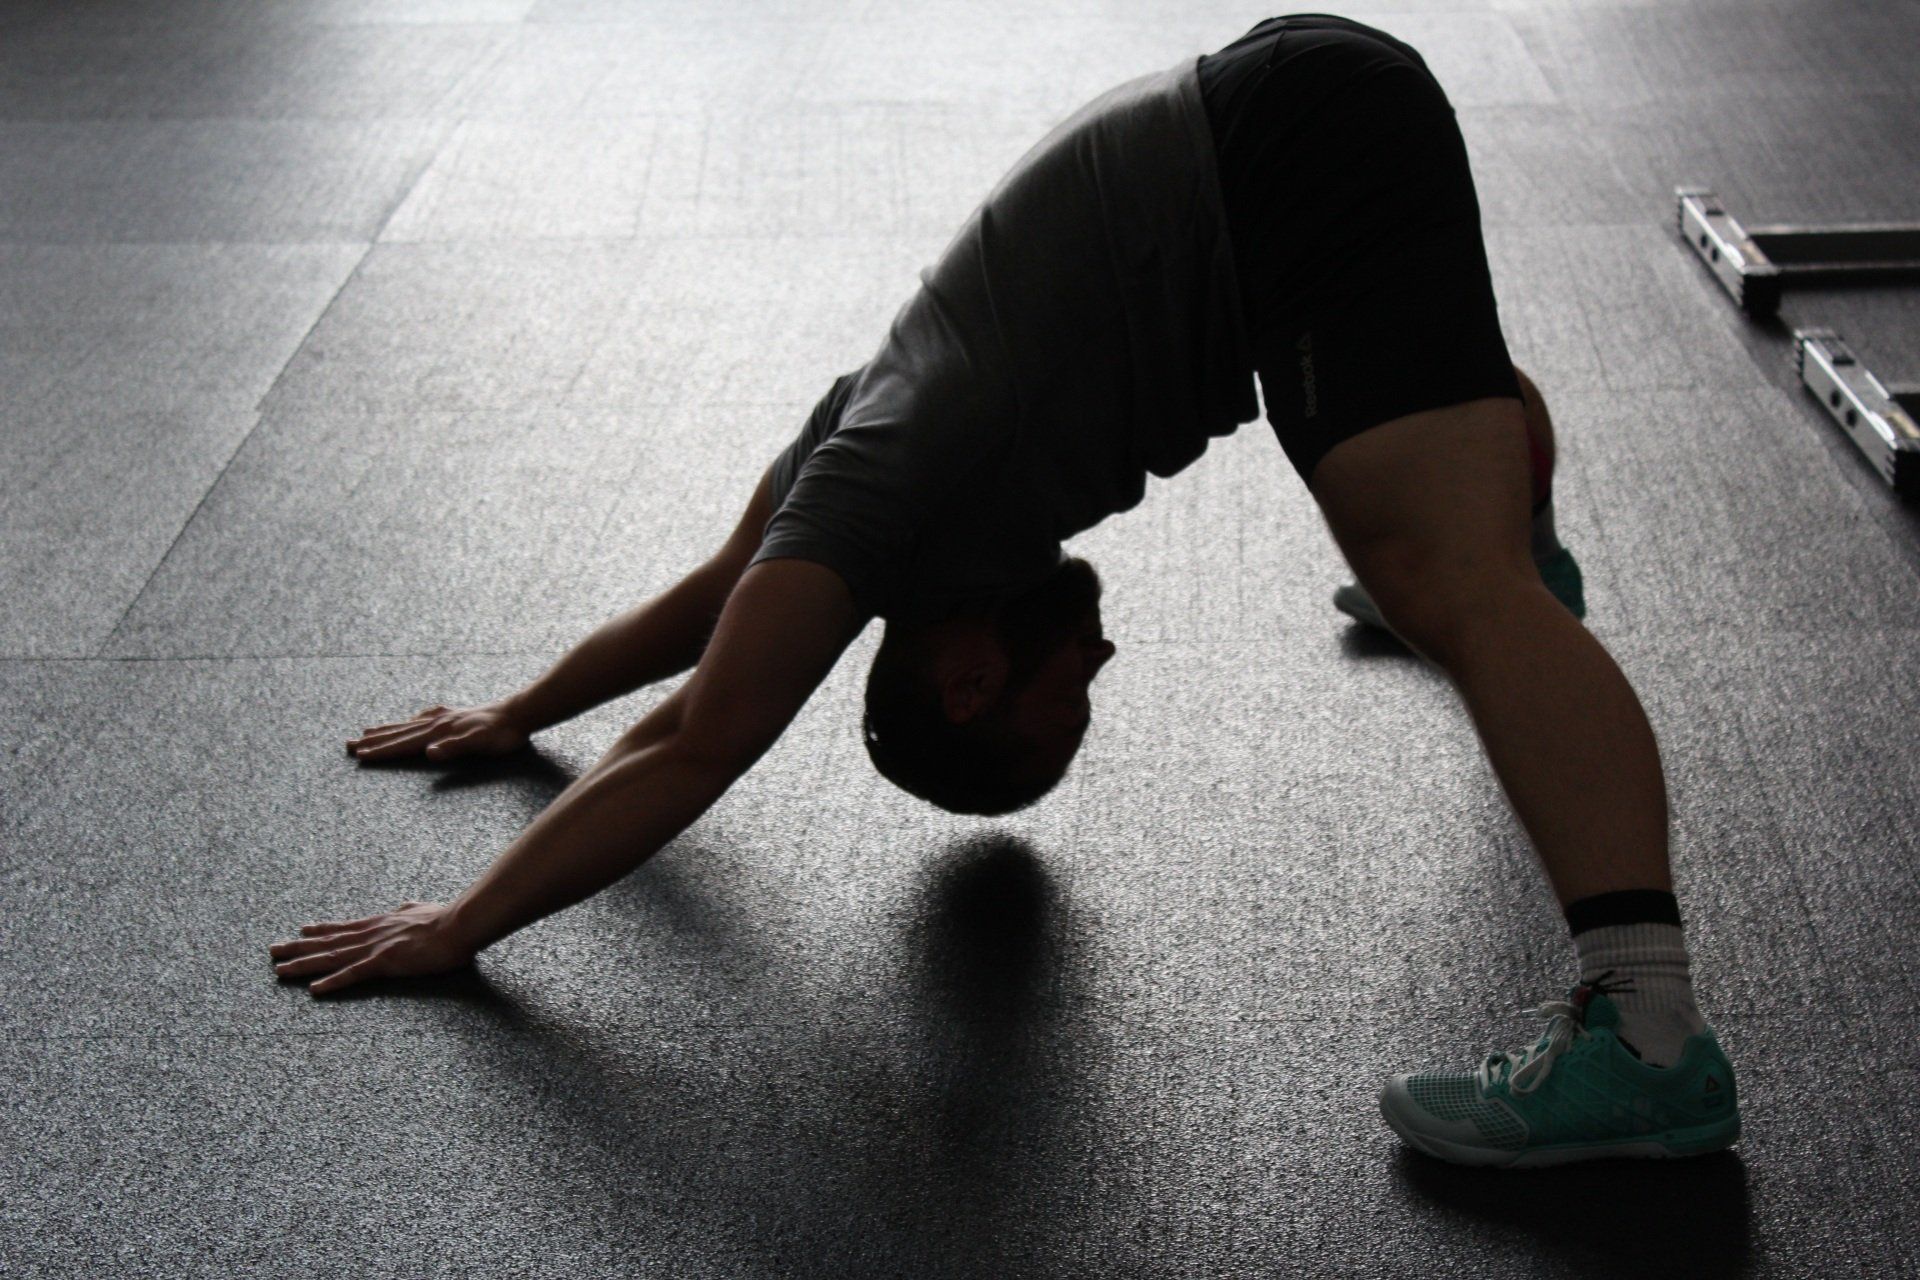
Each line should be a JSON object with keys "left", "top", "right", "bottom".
{"left": 272, "top": 15, "right": 1740, "bottom": 1168}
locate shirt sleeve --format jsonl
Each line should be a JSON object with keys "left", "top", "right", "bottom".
{"left": 749, "top": 272, "right": 1016, "bottom": 618}
{"left": 765, "top": 370, "right": 859, "bottom": 512}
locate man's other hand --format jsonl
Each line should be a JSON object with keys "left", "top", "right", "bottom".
{"left": 347, "top": 702, "right": 530, "bottom": 763}
{"left": 269, "top": 901, "right": 475, "bottom": 996}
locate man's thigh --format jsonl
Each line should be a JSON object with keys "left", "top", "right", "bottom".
{"left": 1308, "top": 395, "right": 1535, "bottom": 605}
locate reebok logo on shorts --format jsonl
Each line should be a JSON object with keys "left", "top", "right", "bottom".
{"left": 1296, "top": 331, "right": 1318, "bottom": 419}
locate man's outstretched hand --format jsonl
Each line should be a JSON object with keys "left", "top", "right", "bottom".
{"left": 269, "top": 901, "right": 476, "bottom": 996}
{"left": 347, "top": 702, "right": 531, "bottom": 764}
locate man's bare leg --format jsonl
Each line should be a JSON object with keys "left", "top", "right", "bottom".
{"left": 1309, "top": 394, "right": 1734, "bottom": 1165}
{"left": 1514, "top": 364, "right": 1556, "bottom": 504}
{"left": 1309, "top": 395, "right": 1663, "bottom": 903}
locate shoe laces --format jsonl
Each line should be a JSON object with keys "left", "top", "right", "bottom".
{"left": 1476, "top": 1000, "right": 1586, "bottom": 1096}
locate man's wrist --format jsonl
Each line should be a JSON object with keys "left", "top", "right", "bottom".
{"left": 499, "top": 687, "right": 557, "bottom": 737}
{"left": 439, "top": 893, "right": 505, "bottom": 955}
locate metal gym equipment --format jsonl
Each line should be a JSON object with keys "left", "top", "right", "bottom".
{"left": 1676, "top": 187, "right": 1920, "bottom": 499}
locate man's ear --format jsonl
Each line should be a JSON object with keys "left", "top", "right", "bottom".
{"left": 940, "top": 656, "right": 1006, "bottom": 724}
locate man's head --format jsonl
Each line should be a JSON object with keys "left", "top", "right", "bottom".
{"left": 862, "top": 556, "right": 1117, "bottom": 815}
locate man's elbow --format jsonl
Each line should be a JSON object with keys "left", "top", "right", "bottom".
{"left": 648, "top": 715, "right": 774, "bottom": 784}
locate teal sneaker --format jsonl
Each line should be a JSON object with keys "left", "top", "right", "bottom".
{"left": 1379, "top": 986, "right": 1740, "bottom": 1168}
{"left": 1333, "top": 546, "right": 1587, "bottom": 632}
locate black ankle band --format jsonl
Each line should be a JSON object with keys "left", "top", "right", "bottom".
{"left": 1564, "top": 889, "right": 1682, "bottom": 936}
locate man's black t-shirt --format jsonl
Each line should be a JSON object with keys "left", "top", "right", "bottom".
{"left": 748, "top": 52, "right": 1259, "bottom": 624}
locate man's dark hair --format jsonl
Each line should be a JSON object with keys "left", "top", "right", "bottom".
{"left": 862, "top": 627, "right": 1064, "bottom": 817}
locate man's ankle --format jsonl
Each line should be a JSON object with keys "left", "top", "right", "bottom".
{"left": 1565, "top": 890, "right": 1708, "bottom": 1067}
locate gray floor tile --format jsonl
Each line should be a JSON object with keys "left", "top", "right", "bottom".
{"left": 261, "top": 236, "right": 934, "bottom": 416}
{"left": 1569, "top": 385, "right": 1920, "bottom": 633}
{"left": 380, "top": 105, "right": 1066, "bottom": 243}
{"left": 875, "top": 0, "right": 1498, "bottom": 22}
{"left": 380, "top": 116, "right": 670, "bottom": 242}
{"left": 1488, "top": 223, "right": 1775, "bottom": 396}
{"left": 795, "top": 17, "right": 1181, "bottom": 118}
{"left": 0, "top": 244, "right": 364, "bottom": 416}
{"left": 1510, "top": 1, "right": 1920, "bottom": 105}
{"left": 1458, "top": 104, "right": 1646, "bottom": 227}
{"left": 529, "top": 0, "right": 862, "bottom": 19}
{"left": 1060, "top": 421, "right": 1356, "bottom": 646}
{"left": 1362, "top": 10, "right": 1560, "bottom": 107}
{"left": 7, "top": 0, "right": 536, "bottom": 29}
{"left": 93, "top": 407, "right": 664, "bottom": 659}
{"left": 0, "top": 119, "right": 450, "bottom": 244}
{"left": 0, "top": 20, "right": 511, "bottom": 120}
{"left": 1775, "top": 285, "right": 1920, "bottom": 400}
{"left": 259, "top": 240, "right": 681, "bottom": 414}
{"left": 0, "top": 651, "right": 833, "bottom": 1037}
{"left": 0, "top": 1026, "right": 852, "bottom": 1278}
{"left": 442, "top": 20, "right": 838, "bottom": 119}
{"left": 1580, "top": 91, "right": 1920, "bottom": 226}
{"left": 565, "top": 401, "right": 832, "bottom": 618}
{"left": 0, "top": 406, "right": 261, "bottom": 658}
{"left": 10, "top": 624, "right": 1915, "bottom": 1270}
{"left": 299, "top": 0, "right": 539, "bottom": 20}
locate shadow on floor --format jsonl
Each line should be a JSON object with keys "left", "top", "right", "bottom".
{"left": 1338, "top": 621, "right": 1426, "bottom": 664}
{"left": 906, "top": 832, "right": 1056, "bottom": 1018}
{"left": 896, "top": 834, "right": 1091, "bottom": 1174}
{"left": 392, "top": 832, "right": 1113, "bottom": 1276}
{"left": 340, "top": 739, "right": 583, "bottom": 806}
{"left": 1394, "top": 1146, "right": 1754, "bottom": 1277}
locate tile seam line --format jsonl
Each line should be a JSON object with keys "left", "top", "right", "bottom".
{"left": 90, "top": 238, "right": 380, "bottom": 661}
{"left": 16, "top": 621, "right": 1920, "bottom": 665}
{"left": 0, "top": 1011, "right": 1298, "bottom": 1046}
{"left": 0, "top": 652, "right": 544, "bottom": 663}
{"left": 0, "top": 1021, "right": 795, "bottom": 1045}
{"left": 0, "top": 223, "right": 1711, "bottom": 250}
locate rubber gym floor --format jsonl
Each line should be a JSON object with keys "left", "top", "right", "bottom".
{"left": 3, "top": 1, "right": 1917, "bottom": 1276}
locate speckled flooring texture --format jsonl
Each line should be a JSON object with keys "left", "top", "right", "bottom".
{"left": 4, "top": 1, "right": 1919, "bottom": 1276}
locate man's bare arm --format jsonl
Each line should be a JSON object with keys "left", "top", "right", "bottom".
{"left": 272, "top": 557, "right": 866, "bottom": 993}
{"left": 447, "top": 557, "right": 864, "bottom": 950}
{"left": 502, "top": 464, "right": 778, "bottom": 735}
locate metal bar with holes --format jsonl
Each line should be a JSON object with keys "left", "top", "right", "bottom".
{"left": 1676, "top": 188, "right": 1920, "bottom": 318}
{"left": 1794, "top": 328, "right": 1920, "bottom": 498}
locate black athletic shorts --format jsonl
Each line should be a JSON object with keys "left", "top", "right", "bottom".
{"left": 1197, "top": 14, "right": 1521, "bottom": 490}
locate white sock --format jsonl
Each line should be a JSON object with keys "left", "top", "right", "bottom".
{"left": 1573, "top": 922, "right": 1708, "bottom": 1067}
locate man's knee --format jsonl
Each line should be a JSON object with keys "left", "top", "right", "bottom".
{"left": 1358, "top": 554, "right": 1539, "bottom": 663}
{"left": 1311, "top": 396, "right": 1539, "bottom": 653}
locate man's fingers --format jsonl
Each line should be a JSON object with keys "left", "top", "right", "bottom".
{"left": 347, "top": 710, "right": 446, "bottom": 752}
{"left": 352, "top": 728, "right": 432, "bottom": 760}
{"left": 351, "top": 723, "right": 426, "bottom": 748}
{"left": 424, "top": 730, "right": 475, "bottom": 758}
{"left": 274, "top": 945, "right": 365, "bottom": 979}
{"left": 358, "top": 715, "right": 431, "bottom": 736}
{"left": 299, "top": 915, "right": 384, "bottom": 935}
{"left": 310, "top": 955, "right": 383, "bottom": 996}
{"left": 270, "top": 929, "right": 375, "bottom": 960}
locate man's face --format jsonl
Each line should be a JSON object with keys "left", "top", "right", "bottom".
{"left": 993, "top": 556, "right": 1117, "bottom": 772}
